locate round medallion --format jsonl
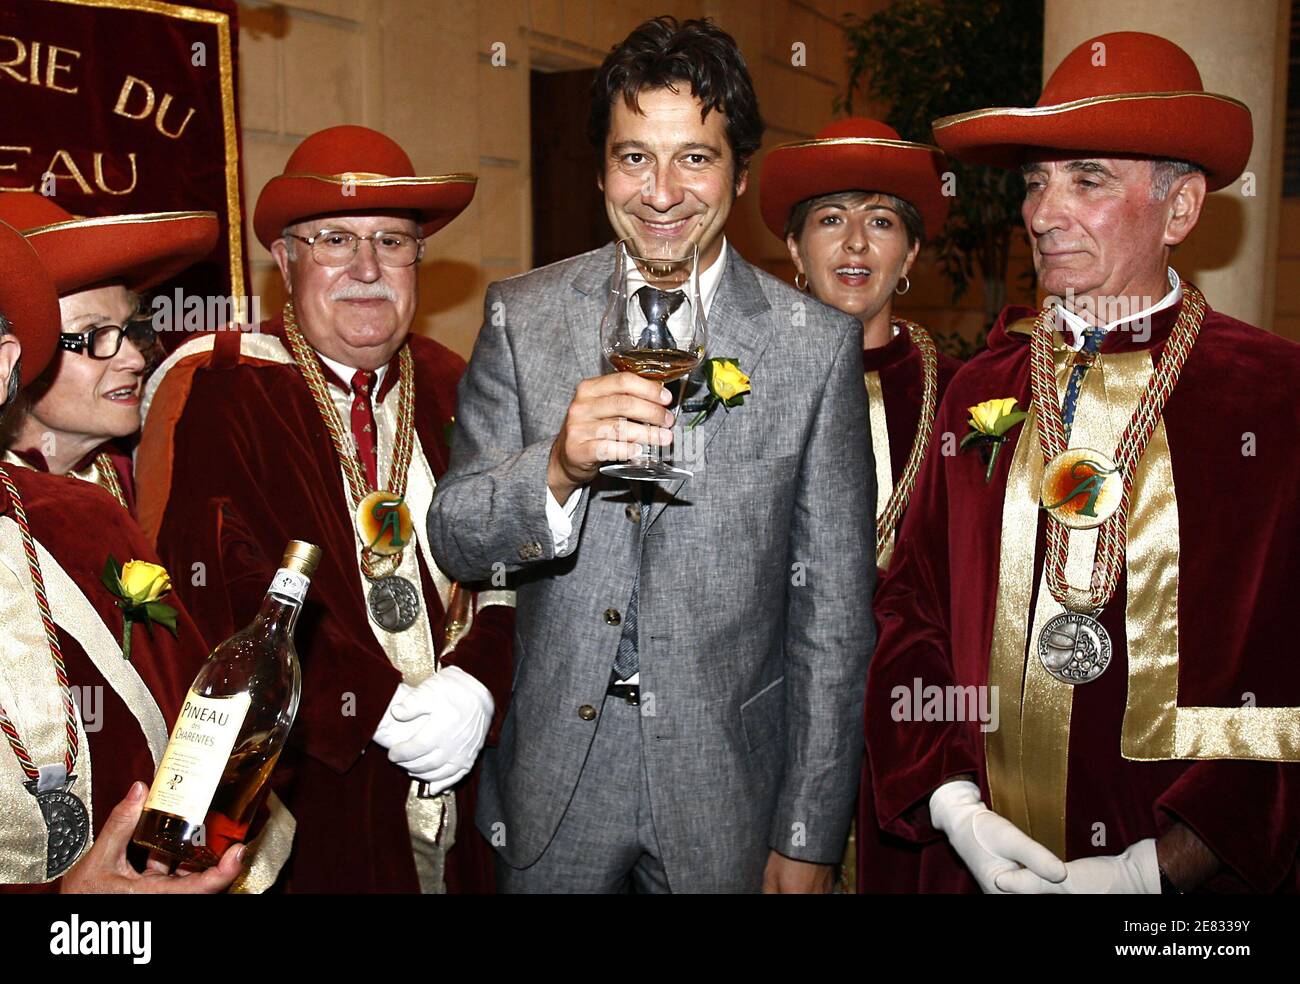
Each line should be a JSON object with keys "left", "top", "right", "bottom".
{"left": 367, "top": 575, "right": 421, "bottom": 633}
{"left": 27, "top": 779, "right": 90, "bottom": 878}
{"left": 1037, "top": 611, "right": 1112, "bottom": 685}
{"left": 356, "top": 491, "right": 413, "bottom": 556}
{"left": 1040, "top": 447, "right": 1122, "bottom": 529}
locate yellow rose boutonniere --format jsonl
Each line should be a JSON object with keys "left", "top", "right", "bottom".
{"left": 960, "top": 397, "right": 1028, "bottom": 482}
{"left": 102, "top": 556, "right": 180, "bottom": 660}
{"left": 686, "top": 357, "right": 751, "bottom": 429}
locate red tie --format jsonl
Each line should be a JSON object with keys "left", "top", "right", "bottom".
{"left": 350, "top": 369, "right": 378, "bottom": 489}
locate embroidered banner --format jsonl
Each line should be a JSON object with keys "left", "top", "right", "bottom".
{"left": 0, "top": 0, "right": 245, "bottom": 350}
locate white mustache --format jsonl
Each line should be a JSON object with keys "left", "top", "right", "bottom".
{"left": 330, "top": 282, "right": 397, "bottom": 301}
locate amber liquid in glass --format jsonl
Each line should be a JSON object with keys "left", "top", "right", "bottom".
{"left": 608, "top": 347, "right": 702, "bottom": 382}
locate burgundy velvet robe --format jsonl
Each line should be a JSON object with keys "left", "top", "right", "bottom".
{"left": 135, "top": 315, "right": 514, "bottom": 893}
{"left": 9, "top": 444, "right": 138, "bottom": 515}
{"left": 867, "top": 296, "right": 1300, "bottom": 893}
{"left": 0, "top": 469, "right": 203, "bottom": 891}
{"left": 856, "top": 330, "right": 968, "bottom": 893}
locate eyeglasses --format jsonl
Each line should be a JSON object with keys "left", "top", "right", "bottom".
{"left": 59, "top": 318, "right": 157, "bottom": 360}
{"left": 284, "top": 229, "right": 425, "bottom": 268}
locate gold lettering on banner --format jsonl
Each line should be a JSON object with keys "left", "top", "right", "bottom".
{"left": 0, "top": 37, "right": 83, "bottom": 92}
{"left": 93, "top": 152, "right": 138, "bottom": 195}
{"left": 45, "top": 149, "right": 92, "bottom": 194}
{"left": 0, "top": 36, "right": 26, "bottom": 83}
{"left": 113, "top": 74, "right": 154, "bottom": 120}
{"left": 153, "top": 93, "right": 195, "bottom": 139}
{"left": 113, "top": 76, "right": 195, "bottom": 140}
{"left": 0, "top": 147, "right": 35, "bottom": 191}
{"left": 1, "top": 150, "right": 140, "bottom": 197}
{"left": 45, "top": 45, "right": 81, "bottom": 94}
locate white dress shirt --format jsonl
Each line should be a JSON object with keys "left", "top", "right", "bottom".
{"left": 1055, "top": 268, "right": 1182, "bottom": 350}
{"left": 545, "top": 238, "right": 731, "bottom": 554}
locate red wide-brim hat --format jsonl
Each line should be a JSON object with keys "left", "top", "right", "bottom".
{"left": 0, "top": 192, "right": 218, "bottom": 295}
{"left": 0, "top": 220, "right": 61, "bottom": 383}
{"left": 760, "top": 118, "right": 950, "bottom": 242}
{"left": 932, "top": 32, "right": 1252, "bottom": 191}
{"left": 253, "top": 125, "right": 477, "bottom": 250}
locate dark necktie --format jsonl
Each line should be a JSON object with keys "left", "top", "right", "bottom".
{"left": 612, "top": 289, "right": 686, "bottom": 682}
{"left": 634, "top": 286, "right": 684, "bottom": 350}
{"left": 350, "top": 369, "right": 379, "bottom": 489}
{"left": 1060, "top": 326, "right": 1105, "bottom": 444}
{"left": 612, "top": 484, "right": 654, "bottom": 682}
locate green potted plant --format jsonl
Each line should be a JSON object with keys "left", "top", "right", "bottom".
{"left": 840, "top": 0, "right": 1044, "bottom": 359}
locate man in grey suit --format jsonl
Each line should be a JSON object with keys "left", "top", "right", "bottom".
{"left": 427, "top": 16, "right": 874, "bottom": 893}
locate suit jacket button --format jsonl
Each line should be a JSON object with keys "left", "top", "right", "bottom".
{"left": 625, "top": 503, "right": 641, "bottom": 523}
{"left": 578, "top": 704, "right": 597, "bottom": 721}
{"left": 603, "top": 608, "right": 621, "bottom": 625}
{"left": 517, "top": 540, "right": 542, "bottom": 561}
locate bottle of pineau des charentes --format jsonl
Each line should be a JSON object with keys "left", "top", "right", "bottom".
{"left": 133, "top": 540, "right": 321, "bottom": 868}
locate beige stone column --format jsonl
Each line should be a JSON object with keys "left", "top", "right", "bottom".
{"left": 1043, "top": 0, "right": 1290, "bottom": 330}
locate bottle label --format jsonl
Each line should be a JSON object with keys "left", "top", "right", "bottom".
{"left": 145, "top": 690, "right": 252, "bottom": 824}
{"left": 269, "top": 567, "right": 309, "bottom": 605}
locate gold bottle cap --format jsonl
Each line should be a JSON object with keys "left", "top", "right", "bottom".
{"left": 281, "top": 540, "right": 322, "bottom": 578}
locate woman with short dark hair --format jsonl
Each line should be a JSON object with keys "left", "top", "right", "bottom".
{"left": 761, "top": 117, "right": 965, "bottom": 893}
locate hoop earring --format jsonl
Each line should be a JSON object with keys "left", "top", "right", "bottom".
{"left": 794, "top": 272, "right": 808, "bottom": 291}
{"left": 895, "top": 275, "right": 911, "bottom": 296}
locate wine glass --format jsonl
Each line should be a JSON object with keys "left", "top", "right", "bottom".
{"left": 599, "top": 239, "right": 707, "bottom": 482}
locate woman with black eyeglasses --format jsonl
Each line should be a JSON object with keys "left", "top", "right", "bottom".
{"left": 0, "top": 193, "right": 217, "bottom": 513}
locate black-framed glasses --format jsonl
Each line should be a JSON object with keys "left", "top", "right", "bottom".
{"left": 59, "top": 318, "right": 157, "bottom": 360}
{"left": 284, "top": 229, "right": 425, "bottom": 268}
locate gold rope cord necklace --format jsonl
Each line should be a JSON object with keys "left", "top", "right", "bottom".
{"left": 1029, "top": 283, "right": 1206, "bottom": 612}
{"left": 872, "top": 319, "right": 939, "bottom": 549}
{"left": 92, "top": 454, "right": 129, "bottom": 511}
{"left": 281, "top": 300, "right": 416, "bottom": 580}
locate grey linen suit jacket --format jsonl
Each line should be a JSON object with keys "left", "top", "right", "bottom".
{"left": 427, "top": 242, "right": 875, "bottom": 892}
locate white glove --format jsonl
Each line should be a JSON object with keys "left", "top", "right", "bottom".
{"left": 929, "top": 780, "right": 1067, "bottom": 894}
{"left": 381, "top": 666, "right": 494, "bottom": 794}
{"left": 995, "top": 838, "right": 1160, "bottom": 894}
{"left": 373, "top": 683, "right": 427, "bottom": 749}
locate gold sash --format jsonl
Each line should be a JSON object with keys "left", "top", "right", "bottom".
{"left": 356, "top": 362, "right": 511, "bottom": 889}
{"left": 0, "top": 521, "right": 171, "bottom": 882}
{"left": 864, "top": 371, "right": 896, "bottom": 569}
{"left": 229, "top": 791, "right": 295, "bottom": 893}
{"left": 986, "top": 335, "right": 1094, "bottom": 857}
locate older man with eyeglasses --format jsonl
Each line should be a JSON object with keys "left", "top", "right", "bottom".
{"left": 135, "top": 125, "right": 515, "bottom": 893}
{"left": 0, "top": 193, "right": 218, "bottom": 513}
